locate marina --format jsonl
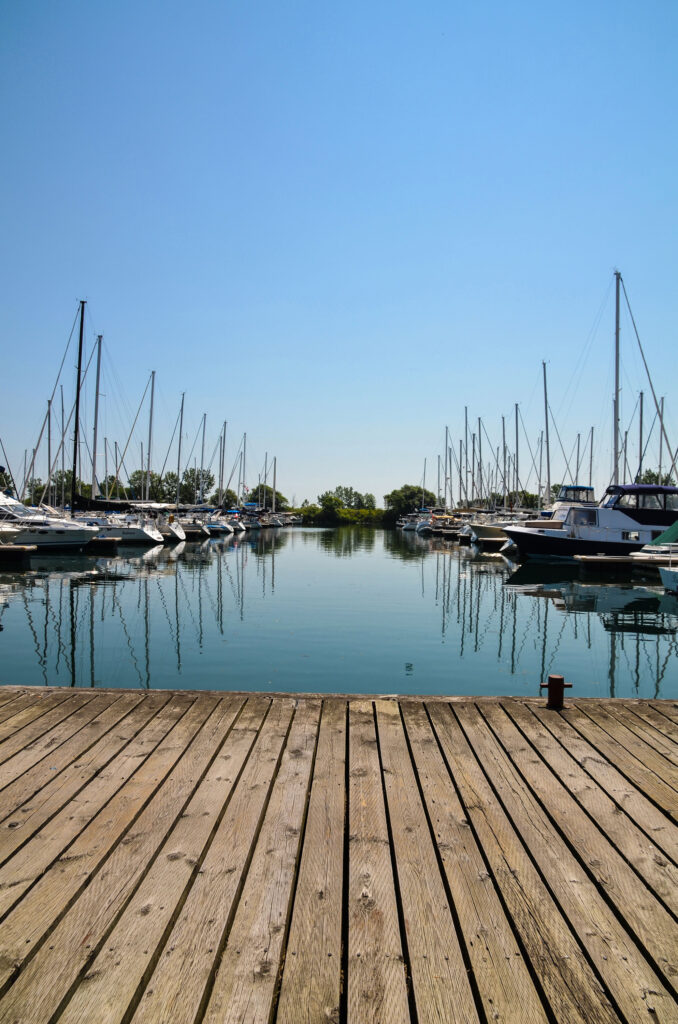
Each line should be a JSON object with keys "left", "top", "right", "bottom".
{"left": 0, "top": 686, "right": 676, "bottom": 1023}
{"left": 1, "top": 527, "right": 678, "bottom": 698}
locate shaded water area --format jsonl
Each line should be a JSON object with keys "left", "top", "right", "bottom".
{"left": 0, "top": 527, "right": 676, "bottom": 698}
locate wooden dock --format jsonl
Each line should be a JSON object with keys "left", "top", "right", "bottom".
{"left": 0, "top": 686, "right": 677, "bottom": 1023}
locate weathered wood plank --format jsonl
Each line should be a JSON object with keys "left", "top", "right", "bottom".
{"left": 53, "top": 695, "right": 251, "bottom": 1024}
{"left": 403, "top": 701, "right": 549, "bottom": 1024}
{"left": 481, "top": 702, "right": 678, "bottom": 985}
{"left": 0, "top": 693, "right": 42, "bottom": 727}
{"left": 201, "top": 700, "right": 321, "bottom": 1024}
{"left": 130, "top": 698, "right": 294, "bottom": 1024}
{"left": 0, "top": 693, "right": 124, "bottom": 793}
{"left": 0, "top": 690, "right": 85, "bottom": 755}
{"left": 0, "top": 693, "right": 205, "bottom": 987}
{"left": 427, "top": 702, "right": 620, "bottom": 1024}
{"left": 0, "top": 692, "right": 146, "bottom": 824}
{"left": 375, "top": 699, "right": 480, "bottom": 1024}
{"left": 0, "top": 693, "right": 173, "bottom": 870}
{"left": 604, "top": 703, "right": 678, "bottom": 766}
{"left": 275, "top": 699, "right": 347, "bottom": 1024}
{"left": 562, "top": 704, "right": 678, "bottom": 818}
{"left": 625, "top": 702, "right": 678, "bottom": 747}
{"left": 455, "top": 702, "right": 677, "bottom": 1023}
{"left": 346, "top": 701, "right": 409, "bottom": 1024}
{"left": 0, "top": 693, "right": 228, "bottom": 1022}
{"left": 528, "top": 702, "right": 678, "bottom": 865}
{"left": 0, "top": 694, "right": 191, "bottom": 916}
{"left": 574, "top": 702, "right": 678, "bottom": 791}
{"left": 504, "top": 701, "right": 678, "bottom": 916}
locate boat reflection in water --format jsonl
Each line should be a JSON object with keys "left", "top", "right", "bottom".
{"left": 504, "top": 560, "right": 678, "bottom": 697}
{"left": 0, "top": 528, "right": 675, "bottom": 698}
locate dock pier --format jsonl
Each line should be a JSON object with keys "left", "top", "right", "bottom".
{"left": 0, "top": 686, "right": 676, "bottom": 1023}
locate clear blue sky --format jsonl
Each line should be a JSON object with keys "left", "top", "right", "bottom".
{"left": 1, "top": 0, "right": 676, "bottom": 504}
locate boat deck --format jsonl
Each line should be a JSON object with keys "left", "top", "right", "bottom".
{"left": 0, "top": 686, "right": 676, "bottom": 1023}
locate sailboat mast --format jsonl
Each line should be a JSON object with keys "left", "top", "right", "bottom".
{"left": 659, "top": 396, "right": 665, "bottom": 482}
{"left": 464, "top": 407, "right": 469, "bottom": 507}
{"left": 638, "top": 391, "right": 644, "bottom": 480}
{"left": 218, "top": 420, "right": 227, "bottom": 504}
{"left": 242, "top": 433, "right": 247, "bottom": 502}
{"left": 272, "top": 457, "right": 277, "bottom": 513}
{"left": 613, "top": 270, "right": 621, "bottom": 485}
{"left": 543, "top": 362, "right": 551, "bottom": 503}
{"left": 175, "top": 393, "right": 185, "bottom": 505}
{"left": 61, "top": 386, "right": 65, "bottom": 507}
{"left": 91, "top": 335, "right": 102, "bottom": 498}
{"left": 146, "top": 370, "right": 155, "bottom": 501}
{"left": 70, "top": 300, "right": 86, "bottom": 516}
{"left": 198, "top": 413, "right": 206, "bottom": 503}
{"left": 47, "top": 400, "right": 52, "bottom": 506}
{"left": 478, "top": 418, "right": 484, "bottom": 504}
{"left": 514, "top": 403, "right": 519, "bottom": 502}
{"left": 502, "top": 416, "right": 506, "bottom": 508}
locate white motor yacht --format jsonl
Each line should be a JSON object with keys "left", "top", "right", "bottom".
{"left": 78, "top": 513, "right": 164, "bottom": 546}
{"left": 0, "top": 494, "right": 99, "bottom": 550}
{"left": 503, "top": 484, "right": 678, "bottom": 560}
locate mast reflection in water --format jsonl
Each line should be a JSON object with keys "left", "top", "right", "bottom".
{"left": 0, "top": 528, "right": 676, "bottom": 698}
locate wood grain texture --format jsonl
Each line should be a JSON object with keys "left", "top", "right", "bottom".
{"left": 375, "top": 699, "right": 479, "bottom": 1024}
{"left": 346, "top": 701, "right": 409, "bottom": 1024}
{"left": 0, "top": 689, "right": 675, "bottom": 1024}
{"left": 275, "top": 698, "right": 347, "bottom": 1024}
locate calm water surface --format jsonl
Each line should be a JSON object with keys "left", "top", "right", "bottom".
{"left": 1, "top": 527, "right": 676, "bottom": 698}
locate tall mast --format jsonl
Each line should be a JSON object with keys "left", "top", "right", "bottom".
{"left": 422, "top": 458, "right": 426, "bottom": 507}
{"left": 538, "top": 431, "right": 544, "bottom": 509}
{"left": 47, "top": 400, "right": 52, "bottom": 506}
{"left": 218, "top": 420, "right": 227, "bottom": 504}
{"left": 272, "top": 457, "right": 277, "bottom": 513}
{"left": 514, "top": 403, "right": 519, "bottom": 502}
{"left": 175, "top": 393, "right": 185, "bottom": 505}
{"left": 471, "top": 434, "right": 476, "bottom": 502}
{"left": 575, "top": 433, "right": 580, "bottom": 483}
{"left": 638, "top": 391, "right": 644, "bottom": 480}
{"left": 502, "top": 415, "right": 507, "bottom": 508}
{"left": 242, "top": 432, "right": 247, "bottom": 501}
{"left": 264, "top": 452, "right": 268, "bottom": 508}
{"left": 146, "top": 369, "right": 155, "bottom": 501}
{"left": 70, "top": 300, "right": 86, "bottom": 516}
{"left": 60, "top": 386, "right": 65, "bottom": 507}
{"left": 199, "top": 414, "right": 206, "bottom": 503}
{"left": 464, "top": 407, "right": 469, "bottom": 506}
{"left": 589, "top": 426, "right": 594, "bottom": 487}
{"left": 543, "top": 362, "right": 551, "bottom": 503}
{"left": 613, "top": 270, "right": 621, "bottom": 485}
{"left": 91, "top": 335, "right": 102, "bottom": 498}
{"left": 658, "top": 396, "right": 665, "bottom": 482}
{"left": 477, "top": 417, "right": 483, "bottom": 504}
{"left": 458, "top": 440, "right": 463, "bottom": 507}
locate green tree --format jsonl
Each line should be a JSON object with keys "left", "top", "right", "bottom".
{"left": 637, "top": 468, "right": 675, "bottom": 486}
{"left": 179, "top": 467, "right": 215, "bottom": 504}
{"left": 383, "top": 484, "right": 437, "bottom": 525}
{"left": 246, "top": 484, "right": 289, "bottom": 510}
{"left": 317, "top": 492, "right": 344, "bottom": 523}
{"left": 49, "top": 470, "right": 91, "bottom": 506}
{"left": 208, "top": 487, "right": 239, "bottom": 508}
{"left": 327, "top": 485, "right": 376, "bottom": 510}
{"left": 126, "top": 469, "right": 165, "bottom": 501}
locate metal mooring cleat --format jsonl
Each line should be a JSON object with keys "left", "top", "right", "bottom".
{"left": 540, "top": 673, "right": 572, "bottom": 710}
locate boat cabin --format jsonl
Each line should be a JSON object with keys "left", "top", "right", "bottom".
{"left": 555, "top": 484, "right": 595, "bottom": 504}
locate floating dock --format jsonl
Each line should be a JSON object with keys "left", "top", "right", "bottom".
{"left": 0, "top": 686, "right": 676, "bottom": 1023}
